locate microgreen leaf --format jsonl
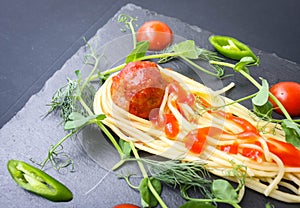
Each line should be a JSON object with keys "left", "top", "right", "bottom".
{"left": 75, "top": 69, "right": 81, "bottom": 78}
{"left": 282, "top": 119, "right": 300, "bottom": 147}
{"left": 265, "top": 202, "right": 274, "bottom": 208}
{"left": 179, "top": 201, "right": 216, "bottom": 208}
{"left": 253, "top": 101, "right": 273, "bottom": 118}
{"left": 234, "top": 56, "right": 255, "bottom": 73}
{"left": 211, "top": 179, "right": 238, "bottom": 202}
{"left": 173, "top": 40, "right": 199, "bottom": 59}
{"left": 139, "top": 177, "right": 162, "bottom": 207}
{"left": 68, "top": 112, "right": 85, "bottom": 121}
{"left": 252, "top": 78, "right": 269, "bottom": 106}
{"left": 64, "top": 113, "right": 105, "bottom": 130}
{"left": 119, "top": 139, "right": 132, "bottom": 156}
{"left": 125, "top": 41, "right": 149, "bottom": 63}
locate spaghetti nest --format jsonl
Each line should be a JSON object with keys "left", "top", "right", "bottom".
{"left": 93, "top": 67, "right": 300, "bottom": 203}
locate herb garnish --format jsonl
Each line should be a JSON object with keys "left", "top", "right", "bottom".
{"left": 210, "top": 56, "right": 300, "bottom": 147}
{"left": 36, "top": 14, "right": 299, "bottom": 207}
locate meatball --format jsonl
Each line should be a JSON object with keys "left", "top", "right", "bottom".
{"left": 111, "top": 61, "right": 167, "bottom": 118}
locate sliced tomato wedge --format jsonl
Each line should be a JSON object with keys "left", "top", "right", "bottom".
{"left": 164, "top": 114, "right": 179, "bottom": 139}
{"left": 184, "top": 129, "right": 206, "bottom": 154}
{"left": 185, "top": 127, "right": 222, "bottom": 154}
{"left": 241, "top": 147, "right": 264, "bottom": 163}
{"left": 220, "top": 142, "right": 239, "bottom": 154}
{"left": 266, "top": 138, "right": 300, "bottom": 167}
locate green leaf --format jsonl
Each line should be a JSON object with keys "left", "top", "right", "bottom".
{"left": 139, "top": 177, "right": 162, "bottom": 207}
{"left": 252, "top": 78, "right": 269, "bottom": 106}
{"left": 179, "top": 201, "right": 216, "bottom": 208}
{"left": 282, "top": 119, "right": 300, "bottom": 147}
{"left": 234, "top": 56, "right": 255, "bottom": 73}
{"left": 265, "top": 202, "right": 274, "bottom": 208}
{"left": 64, "top": 117, "right": 90, "bottom": 130}
{"left": 64, "top": 113, "right": 105, "bottom": 130}
{"left": 95, "top": 114, "right": 106, "bottom": 121}
{"left": 75, "top": 69, "right": 81, "bottom": 78}
{"left": 211, "top": 179, "right": 238, "bottom": 202}
{"left": 68, "top": 112, "right": 85, "bottom": 121}
{"left": 253, "top": 101, "right": 273, "bottom": 118}
{"left": 125, "top": 41, "right": 149, "bottom": 63}
{"left": 173, "top": 40, "right": 199, "bottom": 59}
{"left": 119, "top": 139, "right": 132, "bottom": 156}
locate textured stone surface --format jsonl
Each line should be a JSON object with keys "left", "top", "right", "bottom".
{"left": 1, "top": 4, "right": 299, "bottom": 208}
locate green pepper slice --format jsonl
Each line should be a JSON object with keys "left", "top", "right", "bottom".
{"left": 7, "top": 159, "right": 73, "bottom": 202}
{"left": 209, "top": 35, "right": 258, "bottom": 61}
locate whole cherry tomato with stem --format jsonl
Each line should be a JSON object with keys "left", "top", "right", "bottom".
{"left": 269, "top": 82, "right": 300, "bottom": 117}
{"left": 136, "top": 20, "right": 173, "bottom": 51}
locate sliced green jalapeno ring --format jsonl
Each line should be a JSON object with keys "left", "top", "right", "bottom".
{"left": 7, "top": 159, "right": 73, "bottom": 202}
{"left": 209, "top": 35, "right": 258, "bottom": 61}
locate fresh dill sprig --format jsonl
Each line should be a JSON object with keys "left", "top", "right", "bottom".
{"left": 141, "top": 159, "right": 212, "bottom": 196}
{"left": 46, "top": 78, "right": 78, "bottom": 123}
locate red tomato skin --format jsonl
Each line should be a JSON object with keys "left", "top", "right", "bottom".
{"left": 136, "top": 20, "right": 173, "bottom": 51}
{"left": 267, "top": 138, "right": 300, "bottom": 167}
{"left": 269, "top": 82, "right": 300, "bottom": 116}
{"left": 184, "top": 129, "right": 205, "bottom": 154}
{"left": 113, "top": 204, "right": 140, "bottom": 208}
{"left": 241, "top": 147, "right": 264, "bottom": 163}
{"left": 184, "top": 127, "right": 222, "bottom": 154}
{"left": 220, "top": 142, "right": 239, "bottom": 154}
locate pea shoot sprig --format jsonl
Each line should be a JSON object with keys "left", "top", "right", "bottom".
{"left": 210, "top": 55, "right": 300, "bottom": 147}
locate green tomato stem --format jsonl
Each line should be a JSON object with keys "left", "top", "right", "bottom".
{"left": 138, "top": 52, "right": 178, "bottom": 60}
{"left": 212, "top": 92, "right": 257, "bottom": 110}
{"left": 210, "top": 60, "right": 235, "bottom": 69}
{"left": 268, "top": 93, "right": 293, "bottom": 120}
{"left": 41, "top": 131, "right": 74, "bottom": 168}
{"left": 210, "top": 60, "right": 293, "bottom": 121}
{"left": 91, "top": 52, "right": 176, "bottom": 81}
{"left": 181, "top": 56, "right": 220, "bottom": 77}
{"left": 129, "top": 141, "right": 148, "bottom": 178}
{"left": 97, "top": 122, "right": 124, "bottom": 157}
{"left": 80, "top": 54, "right": 99, "bottom": 92}
{"left": 78, "top": 94, "right": 125, "bottom": 160}
{"left": 147, "top": 179, "right": 168, "bottom": 208}
{"left": 128, "top": 21, "right": 137, "bottom": 49}
{"left": 111, "top": 158, "right": 127, "bottom": 171}
{"left": 238, "top": 70, "right": 293, "bottom": 120}
{"left": 78, "top": 97, "right": 94, "bottom": 116}
{"left": 129, "top": 141, "right": 168, "bottom": 208}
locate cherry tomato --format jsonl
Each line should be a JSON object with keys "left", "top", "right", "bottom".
{"left": 136, "top": 20, "right": 173, "bottom": 51}
{"left": 113, "top": 204, "right": 140, "bottom": 208}
{"left": 164, "top": 114, "right": 179, "bottom": 139}
{"left": 269, "top": 82, "right": 300, "bottom": 116}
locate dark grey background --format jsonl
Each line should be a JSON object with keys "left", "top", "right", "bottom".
{"left": 1, "top": 0, "right": 300, "bottom": 128}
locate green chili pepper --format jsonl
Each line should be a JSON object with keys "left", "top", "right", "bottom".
{"left": 209, "top": 35, "right": 258, "bottom": 61}
{"left": 7, "top": 159, "right": 73, "bottom": 202}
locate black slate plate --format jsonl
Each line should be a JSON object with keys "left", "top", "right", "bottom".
{"left": 1, "top": 4, "right": 299, "bottom": 208}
